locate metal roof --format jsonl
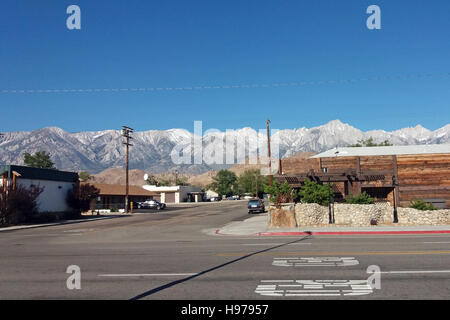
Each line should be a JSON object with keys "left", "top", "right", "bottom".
{"left": 0, "top": 165, "right": 78, "bottom": 183}
{"left": 311, "top": 144, "right": 450, "bottom": 158}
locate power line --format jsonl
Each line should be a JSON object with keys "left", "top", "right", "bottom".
{"left": 1, "top": 72, "right": 449, "bottom": 95}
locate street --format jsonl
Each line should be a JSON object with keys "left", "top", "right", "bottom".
{"left": 0, "top": 200, "right": 450, "bottom": 300}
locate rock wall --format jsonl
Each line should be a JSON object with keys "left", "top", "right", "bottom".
{"left": 268, "top": 202, "right": 450, "bottom": 228}
{"left": 267, "top": 204, "right": 297, "bottom": 228}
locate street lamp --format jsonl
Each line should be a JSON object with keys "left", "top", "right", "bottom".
{"left": 328, "top": 177, "right": 334, "bottom": 224}
{"left": 392, "top": 176, "right": 399, "bottom": 223}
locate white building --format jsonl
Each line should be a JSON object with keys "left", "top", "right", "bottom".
{"left": 0, "top": 165, "right": 79, "bottom": 212}
{"left": 142, "top": 185, "right": 204, "bottom": 203}
{"left": 205, "top": 189, "right": 219, "bottom": 199}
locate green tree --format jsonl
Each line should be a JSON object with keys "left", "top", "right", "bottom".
{"left": 209, "top": 170, "right": 238, "bottom": 197}
{"left": 157, "top": 179, "right": 170, "bottom": 187}
{"left": 23, "top": 151, "right": 56, "bottom": 169}
{"left": 264, "top": 180, "right": 299, "bottom": 204}
{"left": 350, "top": 137, "right": 393, "bottom": 147}
{"left": 238, "top": 169, "right": 269, "bottom": 196}
{"left": 175, "top": 176, "right": 190, "bottom": 186}
{"left": 78, "top": 171, "right": 92, "bottom": 182}
{"left": 299, "top": 179, "right": 334, "bottom": 206}
{"left": 145, "top": 174, "right": 159, "bottom": 186}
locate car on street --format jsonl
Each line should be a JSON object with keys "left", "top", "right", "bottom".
{"left": 247, "top": 198, "right": 265, "bottom": 214}
{"left": 136, "top": 199, "right": 166, "bottom": 210}
{"left": 209, "top": 196, "right": 221, "bottom": 202}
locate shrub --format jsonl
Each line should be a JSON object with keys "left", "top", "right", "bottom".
{"left": 264, "top": 181, "right": 299, "bottom": 205}
{"left": 410, "top": 199, "right": 438, "bottom": 211}
{"left": 345, "top": 192, "right": 375, "bottom": 204}
{"left": 67, "top": 183, "right": 100, "bottom": 212}
{"left": 26, "top": 212, "right": 61, "bottom": 223}
{"left": 0, "top": 184, "right": 44, "bottom": 226}
{"left": 299, "top": 179, "right": 334, "bottom": 206}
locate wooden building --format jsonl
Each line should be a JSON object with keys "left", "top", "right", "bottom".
{"left": 275, "top": 144, "right": 450, "bottom": 208}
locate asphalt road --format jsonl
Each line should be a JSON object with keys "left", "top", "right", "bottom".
{"left": 1, "top": 200, "right": 450, "bottom": 300}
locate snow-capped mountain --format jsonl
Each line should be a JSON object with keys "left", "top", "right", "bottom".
{"left": 0, "top": 120, "right": 448, "bottom": 174}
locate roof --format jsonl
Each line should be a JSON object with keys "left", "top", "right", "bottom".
{"left": 0, "top": 165, "right": 78, "bottom": 183}
{"left": 311, "top": 144, "right": 450, "bottom": 158}
{"left": 85, "top": 183, "right": 158, "bottom": 197}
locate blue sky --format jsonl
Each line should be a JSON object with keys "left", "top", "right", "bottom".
{"left": 1, "top": 0, "right": 449, "bottom": 133}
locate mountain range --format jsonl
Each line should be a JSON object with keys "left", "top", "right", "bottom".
{"left": 0, "top": 120, "right": 449, "bottom": 174}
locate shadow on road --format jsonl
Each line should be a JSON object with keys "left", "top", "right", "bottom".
{"left": 129, "top": 232, "right": 312, "bottom": 300}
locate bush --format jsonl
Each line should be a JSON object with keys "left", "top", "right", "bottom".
{"left": 345, "top": 192, "right": 375, "bottom": 204}
{"left": 67, "top": 183, "right": 100, "bottom": 212}
{"left": 26, "top": 212, "right": 61, "bottom": 223}
{"left": 26, "top": 211, "right": 82, "bottom": 223}
{"left": 264, "top": 181, "right": 299, "bottom": 205}
{"left": 299, "top": 179, "right": 334, "bottom": 206}
{"left": 410, "top": 200, "right": 438, "bottom": 211}
{"left": 0, "top": 184, "right": 44, "bottom": 226}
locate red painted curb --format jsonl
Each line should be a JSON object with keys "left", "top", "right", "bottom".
{"left": 215, "top": 229, "right": 450, "bottom": 236}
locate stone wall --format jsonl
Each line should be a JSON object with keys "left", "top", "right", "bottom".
{"left": 267, "top": 204, "right": 297, "bottom": 228}
{"left": 268, "top": 202, "right": 450, "bottom": 228}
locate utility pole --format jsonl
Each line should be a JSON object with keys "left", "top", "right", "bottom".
{"left": 122, "top": 126, "right": 134, "bottom": 213}
{"left": 174, "top": 170, "right": 179, "bottom": 186}
{"left": 266, "top": 119, "right": 272, "bottom": 186}
{"left": 255, "top": 172, "right": 259, "bottom": 198}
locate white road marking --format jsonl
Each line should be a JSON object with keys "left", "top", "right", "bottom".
{"left": 272, "top": 257, "right": 359, "bottom": 267}
{"left": 98, "top": 273, "right": 198, "bottom": 277}
{"left": 62, "top": 229, "right": 95, "bottom": 233}
{"left": 379, "top": 270, "right": 450, "bottom": 274}
{"left": 241, "top": 243, "right": 312, "bottom": 246}
{"left": 255, "top": 280, "right": 374, "bottom": 297}
{"left": 422, "top": 242, "right": 450, "bottom": 244}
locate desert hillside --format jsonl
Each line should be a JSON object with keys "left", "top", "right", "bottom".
{"left": 88, "top": 152, "right": 317, "bottom": 187}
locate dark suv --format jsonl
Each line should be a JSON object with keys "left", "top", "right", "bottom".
{"left": 247, "top": 199, "right": 265, "bottom": 214}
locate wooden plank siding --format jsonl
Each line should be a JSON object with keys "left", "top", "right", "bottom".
{"left": 280, "top": 152, "right": 450, "bottom": 208}
{"left": 397, "top": 154, "right": 450, "bottom": 208}
{"left": 279, "top": 158, "right": 321, "bottom": 175}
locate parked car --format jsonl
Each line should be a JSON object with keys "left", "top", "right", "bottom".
{"left": 210, "top": 196, "right": 221, "bottom": 202}
{"left": 227, "top": 195, "right": 240, "bottom": 200}
{"left": 247, "top": 199, "right": 265, "bottom": 214}
{"left": 136, "top": 199, "right": 166, "bottom": 210}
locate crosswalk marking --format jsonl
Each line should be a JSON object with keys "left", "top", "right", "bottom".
{"left": 272, "top": 257, "right": 359, "bottom": 267}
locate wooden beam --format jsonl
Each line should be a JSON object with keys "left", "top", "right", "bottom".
{"left": 393, "top": 155, "right": 400, "bottom": 206}
{"left": 356, "top": 157, "right": 362, "bottom": 195}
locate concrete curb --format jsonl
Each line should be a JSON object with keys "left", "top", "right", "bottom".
{"left": 215, "top": 226, "right": 450, "bottom": 237}
{"left": 215, "top": 229, "right": 450, "bottom": 236}
{"left": 256, "top": 230, "right": 450, "bottom": 236}
{"left": 0, "top": 215, "right": 127, "bottom": 233}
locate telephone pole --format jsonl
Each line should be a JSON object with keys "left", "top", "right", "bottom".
{"left": 122, "top": 126, "right": 134, "bottom": 213}
{"left": 174, "top": 170, "right": 179, "bottom": 186}
{"left": 266, "top": 119, "right": 272, "bottom": 186}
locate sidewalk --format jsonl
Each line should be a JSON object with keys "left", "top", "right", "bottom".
{"left": 0, "top": 215, "right": 127, "bottom": 233}
{"left": 215, "top": 214, "right": 450, "bottom": 236}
